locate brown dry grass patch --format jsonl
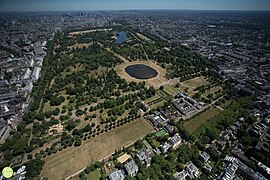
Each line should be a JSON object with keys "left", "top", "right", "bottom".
{"left": 68, "top": 28, "right": 113, "bottom": 36}
{"left": 67, "top": 43, "right": 93, "bottom": 50}
{"left": 40, "top": 118, "right": 154, "bottom": 179}
{"left": 177, "top": 76, "right": 210, "bottom": 96}
{"left": 136, "top": 33, "right": 151, "bottom": 42}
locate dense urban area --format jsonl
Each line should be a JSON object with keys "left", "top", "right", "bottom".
{"left": 0, "top": 10, "right": 269, "bottom": 180}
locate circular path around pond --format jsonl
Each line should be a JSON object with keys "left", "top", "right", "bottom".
{"left": 124, "top": 64, "right": 158, "bottom": 80}
{"left": 115, "top": 60, "right": 167, "bottom": 88}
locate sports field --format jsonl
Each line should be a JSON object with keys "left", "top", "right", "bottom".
{"left": 40, "top": 118, "right": 154, "bottom": 179}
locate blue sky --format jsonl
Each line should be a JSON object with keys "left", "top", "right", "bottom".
{"left": 0, "top": 0, "right": 270, "bottom": 11}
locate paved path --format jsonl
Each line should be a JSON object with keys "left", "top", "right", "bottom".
{"left": 156, "top": 78, "right": 180, "bottom": 88}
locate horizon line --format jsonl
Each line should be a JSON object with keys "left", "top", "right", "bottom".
{"left": 1, "top": 8, "right": 270, "bottom": 13}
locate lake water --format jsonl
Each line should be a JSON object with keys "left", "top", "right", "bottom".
{"left": 115, "top": 32, "right": 127, "bottom": 44}
{"left": 125, "top": 64, "right": 158, "bottom": 80}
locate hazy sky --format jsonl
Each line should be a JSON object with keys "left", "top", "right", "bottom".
{"left": 0, "top": 0, "right": 270, "bottom": 11}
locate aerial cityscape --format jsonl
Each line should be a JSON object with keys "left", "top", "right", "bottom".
{"left": 0, "top": 0, "right": 269, "bottom": 180}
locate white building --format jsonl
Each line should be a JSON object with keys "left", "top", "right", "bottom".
{"left": 23, "top": 81, "right": 33, "bottom": 92}
{"left": 30, "top": 59, "right": 34, "bottom": 67}
{"left": 186, "top": 163, "right": 200, "bottom": 178}
{"left": 124, "top": 160, "right": 138, "bottom": 177}
{"left": 168, "top": 133, "right": 182, "bottom": 149}
{"left": 21, "top": 68, "right": 31, "bottom": 80}
{"left": 31, "top": 67, "right": 41, "bottom": 82}
{"left": 200, "top": 151, "right": 210, "bottom": 163}
{"left": 108, "top": 169, "right": 125, "bottom": 180}
{"left": 175, "top": 170, "right": 188, "bottom": 180}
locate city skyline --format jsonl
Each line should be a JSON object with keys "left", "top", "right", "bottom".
{"left": 0, "top": 0, "right": 270, "bottom": 11}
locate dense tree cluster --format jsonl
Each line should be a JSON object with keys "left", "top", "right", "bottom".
{"left": 195, "top": 97, "right": 254, "bottom": 144}
{"left": 134, "top": 144, "right": 201, "bottom": 180}
{"left": 112, "top": 43, "right": 147, "bottom": 61}
{"left": 25, "top": 159, "right": 45, "bottom": 179}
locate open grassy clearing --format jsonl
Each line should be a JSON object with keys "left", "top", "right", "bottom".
{"left": 152, "top": 139, "right": 161, "bottom": 148}
{"left": 136, "top": 32, "right": 152, "bottom": 42}
{"left": 68, "top": 28, "right": 113, "bottom": 36}
{"left": 164, "top": 84, "right": 179, "bottom": 96}
{"left": 177, "top": 76, "right": 210, "bottom": 96}
{"left": 181, "top": 76, "right": 209, "bottom": 88}
{"left": 85, "top": 169, "right": 101, "bottom": 180}
{"left": 41, "top": 118, "right": 154, "bottom": 179}
{"left": 67, "top": 42, "right": 93, "bottom": 50}
{"left": 184, "top": 107, "right": 221, "bottom": 133}
{"left": 43, "top": 95, "right": 69, "bottom": 112}
{"left": 202, "top": 86, "right": 223, "bottom": 98}
{"left": 220, "top": 99, "right": 233, "bottom": 108}
{"left": 149, "top": 99, "right": 166, "bottom": 109}
{"left": 144, "top": 94, "right": 162, "bottom": 104}
{"left": 144, "top": 94, "right": 165, "bottom": 108}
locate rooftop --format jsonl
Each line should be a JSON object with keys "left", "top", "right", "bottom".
{"left": 108, "top": 169, "right": 125, "bottom": 180}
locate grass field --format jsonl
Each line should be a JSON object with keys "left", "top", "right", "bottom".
{"left": 144, "top": 94, "right": 165, "bottom": 109}
{"left": 202, "top": 86, "right": 223, "bottom": 98}
{"left": 40, "top": 118, "right": 154, "bottom": 179}
{"left": 68, "top": 42, "right": 93, "bottom": 50}
{"left": 220, "top": 99, "right": 233, "bottom": 108}
{"left": 149, "top": 99, "right": 166, "bottom": 109}
{"left": 151, "top": 139, "right": 161, "bottom": 148}
{"left": 136, "top": 32, "right": 152, "bottom": 42}
{"left": 155, "top": 129, "right": 167, "bottom": 138}
{"left": 43, "top": 95, "right": 68, "bottom": 112}
{"left": 85, "top": 169, "right": 101, "bottom": 180}
{"left": 144, "top": 94, "right": 162, "bottom": 104}
{"left": 184, "top": 107, "right": 221, "bottom": 133}
{"left": 177, "top": 76, "right": 209, "bottom": 96}
{"left": 164, "top": 85, "right": 179, "bottom": 96}
{"left": 68, "top": 28, "right": 112, "bottom": 36}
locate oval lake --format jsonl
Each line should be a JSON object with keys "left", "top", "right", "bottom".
{"left": 125, "top": 64, "right": 158, "bottom": 80}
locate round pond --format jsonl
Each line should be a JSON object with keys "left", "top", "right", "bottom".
{"left": 125, "top": 64, "right": 158, "bottom": 80}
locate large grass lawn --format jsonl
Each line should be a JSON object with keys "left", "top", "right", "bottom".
{"left": 41, "top": 118, "right": 154, "bottom": 179}
{"left": 136, "top": 32, "right": 152, "bottom": 42}
{"left": 220, "top": 99, "right": 233, "bottom": 108}
{"left": 144, "top": 94, "right": 165, "bottom": 109}
{"left": 202, "top": 86, "right": 223, "bottom": 98}
{"left": 177, "top": 76, "right": 209, "bottom": 96}
{"left": 184, "top": 108, "right": 221, "bottom": 133}
{"left": 85, "top": 169, "right": 101, "bottom": 180}
{"left": 164, "top": 85, "right": 179, "bottom": 97}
